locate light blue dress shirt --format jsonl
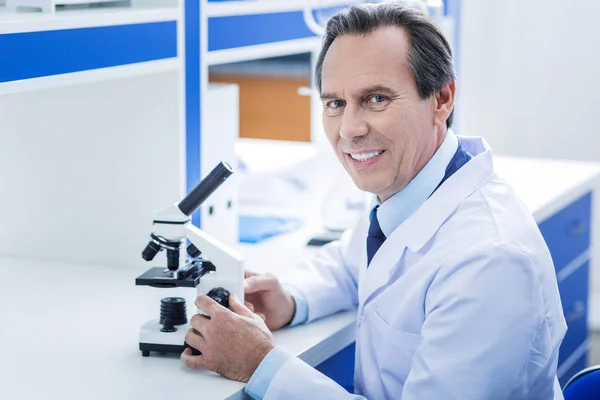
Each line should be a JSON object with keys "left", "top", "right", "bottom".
{"left": 245, "top": 130, "right": 460, "bottom": 399}
{"left": 377, "top": 129, "right": 458, "bottom": 237}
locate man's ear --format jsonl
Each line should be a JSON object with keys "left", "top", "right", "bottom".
{"left": 434, "top": 80, "right": 455, "bottom": 127}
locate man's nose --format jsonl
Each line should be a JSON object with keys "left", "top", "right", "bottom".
{"left": 339, "top": 108, "right": 369, "bottom": 141}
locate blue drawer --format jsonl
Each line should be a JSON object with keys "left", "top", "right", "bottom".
{"left": 538, "top": 193, "right": 592, "bottom": 272}
{"left": 316, "top": 342, "right": 355, "bottom": 393}
{"left": 557, "top": 260, "right": 589, "bottom": 370}
{"left": 559, "top": 352, "right": 588, "bottom": 388}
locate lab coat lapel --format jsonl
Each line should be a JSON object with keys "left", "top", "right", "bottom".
{"left": 358, "top": 223, "right": 408, "bottom": 306}
{"left": 359, "top": 138, "right": 495, "bottom": 307}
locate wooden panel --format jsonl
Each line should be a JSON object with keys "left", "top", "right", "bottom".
{"left": 209, "top": 73, "right": 311, "bottom": 142}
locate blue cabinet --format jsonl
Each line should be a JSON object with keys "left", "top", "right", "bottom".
{"left": 557, "top": 262, "right": 589, "bottom": 366}
{"left": 539, "top": 194, "right": 591, "bottom": 275}
{"left": 316, "top": 343, "right": 356, "bottom": 393}
{"left": 539, "top": 192, "right": 592, "bottom": 387}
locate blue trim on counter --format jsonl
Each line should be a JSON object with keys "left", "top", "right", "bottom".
{"left": 185, "top": 0, "right": 202, "bottom": 227}
{"left": 0, "top": 21, "right": 178, "bottom": 83}
{"left": 316, "top": 342, "right": 356, "bottom": 393}
{"left": 208, "top": 11, "right": 318, "bottom": 51}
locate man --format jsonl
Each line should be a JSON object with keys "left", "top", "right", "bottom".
{"left": 181, "top": 3, "right": 567, "bottom": 399}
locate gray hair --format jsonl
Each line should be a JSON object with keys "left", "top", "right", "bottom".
{"left": 315, "top": 3, "right": 456, "bottom": 128}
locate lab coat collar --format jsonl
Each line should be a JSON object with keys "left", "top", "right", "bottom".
{"left": 360, "top": 136, "right": 495, "bottom": 306}
{"left": 402, "top": 135, "right": 494, "bottom": 252}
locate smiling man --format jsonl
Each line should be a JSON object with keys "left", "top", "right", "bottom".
{"left": 181, "top": 3, "right": 567, "bottom": 399}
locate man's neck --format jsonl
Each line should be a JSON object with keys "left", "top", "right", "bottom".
{"left": 375, "top": 129, "right": 458, "bottom": 237}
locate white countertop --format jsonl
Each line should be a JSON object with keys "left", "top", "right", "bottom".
{"left": 494, "top": 155, "right": 600, "bottom": 223}
{"left": 1, "top": 153, "right": 599, "bottom": 399}
{"left": 0, "top": 242, "right": 355, "bottom": 400}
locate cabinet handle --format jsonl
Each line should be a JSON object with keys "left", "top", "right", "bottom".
{"left": 566, "top": 301, "right": 586, "bottom": 324}
{"left": 567, "top": 219, "right": 587, "bottom": 237}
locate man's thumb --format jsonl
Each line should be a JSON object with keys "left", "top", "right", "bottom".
{"left": 228, "top": 294, "right": 253, "bottom": 317}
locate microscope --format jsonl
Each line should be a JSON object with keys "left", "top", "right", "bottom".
{"left": 135, "top": 161, "right": 244, "bottom": 357}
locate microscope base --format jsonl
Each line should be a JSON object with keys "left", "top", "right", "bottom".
{"left": 139, "top": 319, "right": 189, "bottom": 357}
{"left": 139, "top": 343, "right": 185, "bottom": 357}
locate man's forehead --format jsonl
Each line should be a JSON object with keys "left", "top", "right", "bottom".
{"left": 321, "top": 26, "right": 411, "bottom": 94}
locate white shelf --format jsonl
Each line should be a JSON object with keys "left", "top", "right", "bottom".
{"left": 0, "top": 4, "right": 181, "bottom": 95}
{"left": 0, "top": 58, "right": 180, "bottom": 96}
{"left": 207, "top": 37, "right": 320, "bottom": 66}
{"left": 0, "top": 4, "right": 180, "bottom": 34}
{"left": 205, "top": 0, "right": 361, "bottom": 17}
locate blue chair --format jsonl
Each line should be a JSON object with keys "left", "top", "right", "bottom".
{"left": 563, "top": 365, "right": 600, "bottom": 399}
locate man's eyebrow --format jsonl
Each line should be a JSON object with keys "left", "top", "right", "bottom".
{"left": 320, "top": 85, "right": 397, "bottom": 101}
{"left": 320, "top": 92, "right": 339, "bottom": 101}
{"left": 358, "top": 85, "right": 397, "bottom": 97}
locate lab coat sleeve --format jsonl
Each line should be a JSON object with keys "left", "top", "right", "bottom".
{"left": 402, "top": 243, "right": 550, "bottom": 399}
{"left": 281, "top": 224, "right": 363, "bottom": 322}
{"left": 284, "top": 286, "right": 309, "bottom": 326}
{"left": 245, "top": 347, "right": 293, "bottom": 399}
{"left": 263, "top": 349, "right": 366, "bottom": 400}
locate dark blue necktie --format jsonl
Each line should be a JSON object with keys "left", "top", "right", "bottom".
{"left": 434, "top": 141, "right": 472, "bottom": 193}
{"left": 366, "top": 141, "right": 472, "bottom": 266}
{"left": 367, "top": 206, "right": 386, "bottom": 266}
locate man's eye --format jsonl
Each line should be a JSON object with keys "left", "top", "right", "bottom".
{"left": 368, "top": 95, "right": 387, "bottom": 103}
{"left": 327, "top": 100, "right": 345, "bottom": 109}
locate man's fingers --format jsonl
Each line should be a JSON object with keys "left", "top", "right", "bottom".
{"left": 185, "top": 327, "right": 206, "bottom": 351}
{"left": 244, "top": 270, "right": 258, "bottom": 278}
{"left": 195, "top": 295, "right": 224, "bottom": 316}
{"left": 181, "top": 348, "right": 209, "bottom": 370}
{"left": 229, "top": 294, "right": 254, "bottom": 318}
{"left": 256, "top": 313, "right": 266, "bottom": 322}
{"left": 244, "top": 275, "right": 276, "bottom": 294}
{"left": 190, "top": 314, "right": 210, "bottom": 334}
{"left": 245, "top": 301, "right": 255, "bottom": 312}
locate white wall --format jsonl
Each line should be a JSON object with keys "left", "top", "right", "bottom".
{"left": 459, "top": 0, "right": 600, "bottom": 327}
{"left": 0, "top": 72, "right": 184, "bottom": 269}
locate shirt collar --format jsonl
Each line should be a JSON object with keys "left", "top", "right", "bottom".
{"left": 376, "top": 129, "right": 459, "bottom": 237}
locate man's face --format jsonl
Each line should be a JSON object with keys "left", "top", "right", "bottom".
{"left": 321, "top": 26, "right": 445, "bottom": 202}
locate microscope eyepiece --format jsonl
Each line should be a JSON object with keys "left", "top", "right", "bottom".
{"left": 177, "top": 161, "right": 233, "bottom": 217}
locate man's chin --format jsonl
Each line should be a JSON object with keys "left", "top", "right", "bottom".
{"left": 351, "top": 178, "right": 383, "bottom": 196}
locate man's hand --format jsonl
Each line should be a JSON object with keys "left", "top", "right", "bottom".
{"left": 181, "top": 294, "right": 275, "bottom": 382}
{"left": 244, "top": 270, "right": 296, "bottom": 331}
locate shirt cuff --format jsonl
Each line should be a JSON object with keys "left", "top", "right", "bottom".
{"left": 245, "top": 346, "right": 293, "bottom": 400}
{"left": 285, "top": 285, "right": 309, "bottom": 326}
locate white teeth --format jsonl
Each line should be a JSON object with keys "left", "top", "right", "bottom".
{"left": 350, "top": 151, "right": 382, "bottom": 162}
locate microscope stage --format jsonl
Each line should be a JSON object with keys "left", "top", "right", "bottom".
{"left": 135, "top": 267, "right": 200, "bottom": 288}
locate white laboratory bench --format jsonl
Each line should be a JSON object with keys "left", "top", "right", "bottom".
{"left": 1, "top": 154, "right": 599, "bottom": 399}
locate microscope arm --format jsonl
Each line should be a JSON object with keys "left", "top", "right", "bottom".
{"left": 185, "top": 223, "right": 244, "bottom": 302}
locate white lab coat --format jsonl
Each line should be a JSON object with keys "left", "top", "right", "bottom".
{"left": 270, "top": 137, "right": 567, "bottom": 400}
